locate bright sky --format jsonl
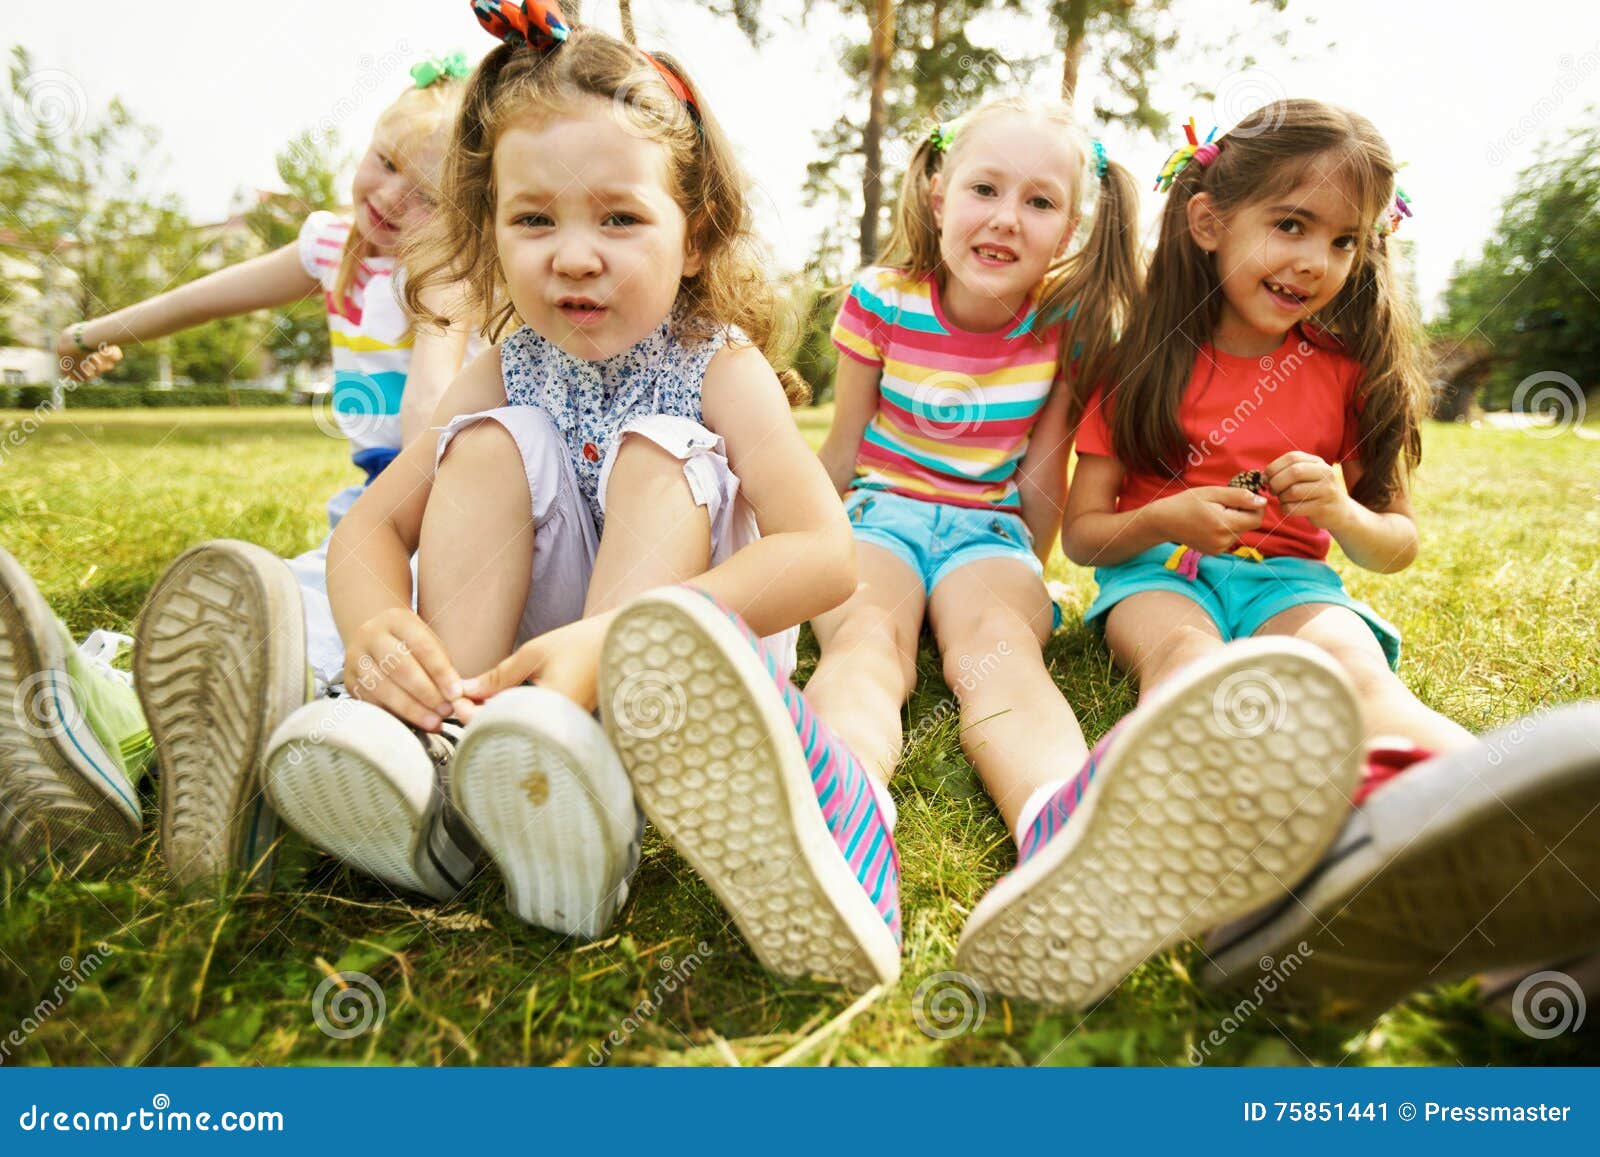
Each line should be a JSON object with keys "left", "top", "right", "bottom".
{"left": 5, "top": 1, "right": 1597, "bottom": 316}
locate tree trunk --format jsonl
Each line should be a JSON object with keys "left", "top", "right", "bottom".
{"left": 1060, "top": 0, "right": 1089, "bottom": 102}
{"left": 859, "top": 0, "right": 897, "bottom": 266}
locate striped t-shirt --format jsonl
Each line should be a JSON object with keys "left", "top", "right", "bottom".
{"left": 830, "top": 266, "right": 1062, "bottom": 511}
{"left": 297, "top": 211, "right": 413, "bottom": 468}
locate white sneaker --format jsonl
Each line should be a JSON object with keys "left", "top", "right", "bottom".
{"left": 955, "top": 637, "right": 1364, "bottom": 1008}
{"left": 451, "top": 686, "right": 640, "bottom": 939}
{"left": 261, "top": 698, "right": 477, "bottom": 900}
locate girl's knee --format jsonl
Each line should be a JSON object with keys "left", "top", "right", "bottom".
{"left": 1318, "top": 638, "right": 1396, "bottom": 700}
{"left": 824, "top": 604, "right": 919, "bottom": 687}
{"left": 1107, "top": 613, "right": 1217, "bottom": 677}
{"left": 939, "top": 608, "right": 1038, "bottom": 694}
{"left": 437, "top": 418, "right": 522, "bottom": 476}
{"left": 608, "top": 431, "right": 685, "bottom": 484}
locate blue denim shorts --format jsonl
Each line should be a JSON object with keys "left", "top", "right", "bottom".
{"left": 1083, "top": 542, "right": 1401, "bottom": 668}
{"left": 845, "top": 489, "right": 1063, "bottom": 630}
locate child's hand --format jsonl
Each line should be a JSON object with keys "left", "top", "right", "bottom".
{"left": 457, "top": 613, "right": 613, "bottom": 718}
{"left": 1156, "top": 487, "right": 1267, "bottom": 554}
{"left": 344, "top": 608, "right": 465, "bottom": 731}
{"left": 54, "top": 330, "right": 123, "bottom": 383}
{"left": 1266, "top": 451, "right": 1353, "bottom": 530}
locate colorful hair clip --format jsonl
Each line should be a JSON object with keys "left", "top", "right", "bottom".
{"left": 410, "top": 51, "right": 471, "bottom": 88}
{"left": 1090, "top": 138, "right": 1109, "bottom": 180}
{"left": 1377, "top": 187, "right": 1413, "bottom": 238}
{"left": 929, "top": 123, "right": 955, "bottom": 154}
{"left": 1153, "top": 117, "right": 1220, "bottom": 192}
{"left": 470, "top": 0, "right": 698, "bottom": 123}
{"left": 472, "top": 0, "right": 568, "bottom": 51}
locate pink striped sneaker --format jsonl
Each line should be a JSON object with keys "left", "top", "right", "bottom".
{"left": 599, "top": 586, "right": 900, "bottom": 991}
{"left": 955, "top": 637, "right": 1364, "bottom": 1008}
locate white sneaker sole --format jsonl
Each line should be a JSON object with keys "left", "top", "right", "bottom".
{"left": 955, "top": 638, "right": 1363, "bottom": 1008}
{"left": 0, "top": 548, "right": 140, "bottom": 866}
{"left": 451, "top": 686, "right": 636, "bottom": 939}
{"left": 599, "top": 587, "right": 901, "bottom": 991}
{"left": 136, "top": 540, "right": 305, "bottom": 887}
{"left": 262, "top": 698, "right": 445, "bottom": 899}
{"left": 1201, "top": 702, "right": 1600, "bottom": 1018}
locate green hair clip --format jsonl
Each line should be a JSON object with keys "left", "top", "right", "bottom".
{"left": 410, "top": 51, "right": 470, "bottom": 89}
{"left": 928, "top": 123, "right": 955, "bottom": 154}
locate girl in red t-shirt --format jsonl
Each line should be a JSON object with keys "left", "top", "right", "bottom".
{"left": 1057, "top": 100, "right": 1599, "bottom": 1019}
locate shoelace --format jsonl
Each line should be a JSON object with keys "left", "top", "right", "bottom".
{"left": 414, "top": 720, "right": 464, "bottom": 775}
{"left": 77, "top": 629, "right": 136, "bottom": 688}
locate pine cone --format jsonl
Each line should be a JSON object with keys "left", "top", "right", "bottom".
{"left": 1229, "top": 469, "right": 1268, "bottom": 495}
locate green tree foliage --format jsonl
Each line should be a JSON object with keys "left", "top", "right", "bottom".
{"left": 243, "top": 128, "right": 351, "bottom": 381}
{"left": 1, "top": 46, "right": 279, "bottom": 384}
{"left": 1439, "top": 115, "right": 1600, "bottom": 410}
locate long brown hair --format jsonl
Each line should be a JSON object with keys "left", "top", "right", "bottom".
{"left": 1109, "top": 98, "right": 1429, "bottom": 508}
{"left": 877, "top": 97, "right": 1143, "bottom": 412}
{"left": 402, "top": 27, "right": 805, "bottom": 403}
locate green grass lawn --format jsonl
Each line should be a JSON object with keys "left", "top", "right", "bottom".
{"left": 2, "top": 405, "right": 1598, "bottom": 1066}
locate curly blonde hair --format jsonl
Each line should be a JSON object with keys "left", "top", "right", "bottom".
{"left": 403, "top": 27, "right": 805, "bottom": 403}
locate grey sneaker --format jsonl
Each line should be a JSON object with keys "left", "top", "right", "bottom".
{"left": 1200, "top": 702, "right": 1600, "bottom": 1020}
{"left": 136, "top": 540, "right": 308, "bottom": 888}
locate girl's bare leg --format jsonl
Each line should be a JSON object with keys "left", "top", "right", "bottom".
{"left": 927, "top": 559, "right": 1085, "bottom": 834}
{"left": 804, "top": 544, "right": 926, "bottom": 789}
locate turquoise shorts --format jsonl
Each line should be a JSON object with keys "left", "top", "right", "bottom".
{"left": 1083, "top": 542, "right": 1401, "bottom": 668}
{"left": 845, "top": 489, "right": 1063, "bottom": 631}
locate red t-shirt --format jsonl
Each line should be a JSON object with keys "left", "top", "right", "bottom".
{"left": 1075, "top": 330, "right": 1363, "bottom": 560}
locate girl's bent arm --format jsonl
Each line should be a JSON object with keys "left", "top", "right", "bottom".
{"left": 1015, "top": 379, "right": 1073, "bottom": 564}
{"left": 64, "top": 242, "right": 317, "bottom": 354}
{"left": 1062, "top": 453, "right": 1168, "bottom": 566}
{"left": 1325, "top": 460, "right": 1419, "bottom": 573}
{"left": 327, "top": 347, "right": 508, "bottom": 641}
{"left": 816, "top": 352, "right": 881, "bottom": 495}
{"left": 696, "top": 344, "right": 859, "bottom": 633}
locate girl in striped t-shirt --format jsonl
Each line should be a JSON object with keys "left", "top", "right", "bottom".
{"left": 809, "top": 96, "right": 1143, "bottom": 970}
{"left": 56, "top": 64, "right": 474, "bottom": 522}
{"left": 13, "top": 65, "right": 479, "bottom": 889}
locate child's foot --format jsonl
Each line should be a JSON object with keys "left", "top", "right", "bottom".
{"left": 261, "top": 698, "right": 479, "bottom": 901}
{"left": 599, "top": 586, "right": 902, "bottom": 991}
{"left": 450, "top": 685, "right": 640, "bottom": 939}
{"left": 0, "top": 547, "right": 146, "bottom": 867}
{"left": 955, "top": 637, "right": 1364, "bottom": 1008}
{"left": 135, "top": 540, "right": 307, "bottom": 888}
{"left": 1200, "top": 702, "right": 1600, "bottom": 1020}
